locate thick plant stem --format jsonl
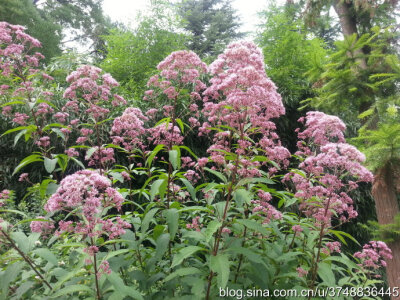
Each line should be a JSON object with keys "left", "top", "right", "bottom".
{"left": 206, "top": 153, "right": 240, "bottom": 300}
{"left": 234, "top": 226, "right": 247, "bottom": 283}
{"left": 1, "top": 229, "right": 52, "bottom": 290}
{"left": 308, "top": 196, "right": 333, "bottom": 299}
{"left": 91, "top": 238, "right": 101, "bottom": 300}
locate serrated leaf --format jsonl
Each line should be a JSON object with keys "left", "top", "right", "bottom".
{"left": 179, "top": 178, "right": 196, "bottom": 201}
{"left": 210, "top": 254, "right": 230, "bottom": 288}
{"left": 50, "top": 284, "right": 94, "bottom": 298}
{"left": 155, "top": 233, "right": 170, "bottom": 259}
{"left": 205, "top": 220, "right": 222, "bottom": 243}
{"left": 233, "top": 189, "right": 252, "bottom": 207}
{"left": 169, "top": 149, "right": 179, "bottom": 170}
{"left": 164, "top": 267, "right": 202, "bottom": 282}
{"left": 164, "top": 209, "right": 179, "bottom": 239}
{"left": 317, "top": 262, "right": 335, "bottom": 286}
{"left": 204, "top": 167, "right": 227, "bottom": 183}
{"left": 33, "top": 248, "right": 58, "bottom": 265}
{"left": 235, "top": 219, "right": 270, "bottom": 236}
{"left": 106, "top": 272, "right": 143, "bottom": 300}
{"left": 150, "top": 179, "right": 167, "bottom": 201}
{"left": 141, "top": 208, "right": 159, "bottom": 234}
{"left": 171, "top": 246, "right": 205, "bottom": 268}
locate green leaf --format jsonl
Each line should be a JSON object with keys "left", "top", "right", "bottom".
{"left": 164, "top": 209, "right": 179, "bottom": 239}
{"left": 164, "top": 267, "right": 202, "bottom": 282}
{"left": 12, "top": 154, "right": 43, "bottom": 176}
{"left": 55, "top": 154, "right": 69, "bottom": 172}
{"left": 109, "top": 171, "right": 124, "bottom": 183}
{"left": 317, "top": 262, "right": 335, "bottom": 286}
{"left": 0, "top": 209, "right": 27, "bottom": 217}
{"left": 85, "top": 147, "right": 97, "bottom": 160}
{"left": 44, "top": 157, "right": 58, "bottom": 173}
{"left": 179, "top": 178, "right": 196, "bottom": 201}
{"left": 0, "top": 261, "right": 24, "bottom": 298}
{"left": 210, "top": 254, "right": 230, "bottom": 288}
{"left": 169, "top": 149, "right": 180, "bottom": 170}
{"left": 204, "top": 167, "right": 227, "bottom": 183}
{"left": 171, "top": 246, "right": 205, "bottom": 268}
{"left": 1, "top": 100, "right": 25, "bottom": 107}
{"left": 106, "top": 272, "right": 144, "bottom": 300}
{"left": 155, "top": 233, "right": 170, "bottom": 259}
{"left": 329, "top": 230, "right": 360, "bottom": 246}
{"left": 104, "top": 249, "right": 130, "bottom": 261}
{"left": 178, "top": 206, "right": 213, "bottom": 213}
{"left": 146, "top": 144, "right": 165, "bottom": 167}
{"left": 50, "top": 284, "right": 94, "bottom": 298}
{"left": 141, "top": 208, "right": 159, "bottom": 234}
{"left": 235, "top": 219, "right": 270, "bottom": 236}
{"left": 358, "top": 108, "right": 374, "bottom": 119}
{"left": 175, "top": 118, "right": 185, "bottom": 133}
{"left": 46, "top": 182, "right": 59, "bottom": 195}
{"left": 153, "top": 224, "right": 165, "bottom": 240}
{"left": 1, "top": 126, "right": 30, "bottom": 137}
{"left": 14, "top": 129, "right": 27, "bottom": 146}
{"left": 150, "top": 178, "right": 167, "bottom": 201}
{"left": 51, "top": 128, "right": 66, "bottom": 141}
{"left": 205, "top": 220, "right": 222, "bottom": 243}
{"left": 179, "top": 145, "right": 198, "bottom": 159}
{"left": 233, "top": 189, "right": 252, "bottom": 207}
{"left": 226, "top": 247, "right": 264, "bottom": 264}
{"left": 70, "top": 157, "right": 85, "bottom": 169}
{"left": 33, "top": 248, "right": 58, "bottom": 265}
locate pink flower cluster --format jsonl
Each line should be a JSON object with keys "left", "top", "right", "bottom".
{"left": 322, "top": 241, "right": 341, "bottom": 255}
{"left": 0, "top": 22, "right": 41, "bottom": 77}
{"left": 111, "top": 107, "right": 148, "bottom": 152}
{"left": 85, "top": 147, "right": 115, "bottom": 167}
{"left": 148, "top": 123, "right": 184, "bottom": 147}
{"left": 63, "top": 65, "right": 126, "bottom": 120}
{"left": 186, "top": 216, "right": 202, "bottom": 231}
{"left": 285, "top": 111, "right": 373, "bottom": 226}
{"left": 30, "top": 216, "right": 55, "bottom": 237}
{"left": 44, "top": 170, "right": 130, "bottom": 239}
{"left": 0, "top": 189, "right": 11, "bottom": 207}
{"left": 146, "top": 50, "right": 206, "bottom": 102}
{"left": 296, "top": 111, "right": 346, "bottom": 154}
{"left": 354, "top": 241, "right": 392, "bottom": 270}
{"left": 201, "top": 41, "right": 290, "bottom": 175}
{"left": 252, "top": 190, "right": 282, "bottom": 224}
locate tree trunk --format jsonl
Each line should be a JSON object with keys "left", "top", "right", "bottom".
{"left": 371, "top": 162, "right": 400, "bottom": 300}
{"left": 333, "top": 0, "right": 368, "bottom": 70}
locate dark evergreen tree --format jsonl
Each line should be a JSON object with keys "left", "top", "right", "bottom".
{"left": 38, "top": 0, "right": 113, "bottom": 60}
{"left": 177, "top": 0, "right": 244, "bottom": 59}
{"left": 0, "top": 0, "right": 62, "bottom": 61}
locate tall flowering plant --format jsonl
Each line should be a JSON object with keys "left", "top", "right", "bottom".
{"left": 0, "top": 23, "right": 394, "bottom": 300}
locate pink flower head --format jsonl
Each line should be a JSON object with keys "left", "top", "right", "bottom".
{"left": 111, "top": 107, "right": 148, "bottom": 151}
{"left": 296, "top": 267, "right": 308, "bottom": 277}
{"left": 186, "top": 216, "right": 203, "bottom": 232}
{"left": 18, "top": 173, "right": 29, "bottom": 182}
{"left": 0, "top": 189, "right": 11, "bottom": 207}
{"left": 30, "top": 217, "right": 54, "bottom": 236}
{"left": 44, "top": 170, "right": 122, "bottom": 215}
{"left": 354, "top": 241, "right": 392, "bottom": 270}
{"left": 202, "top": 41, "right": 289, "bottom": 174}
